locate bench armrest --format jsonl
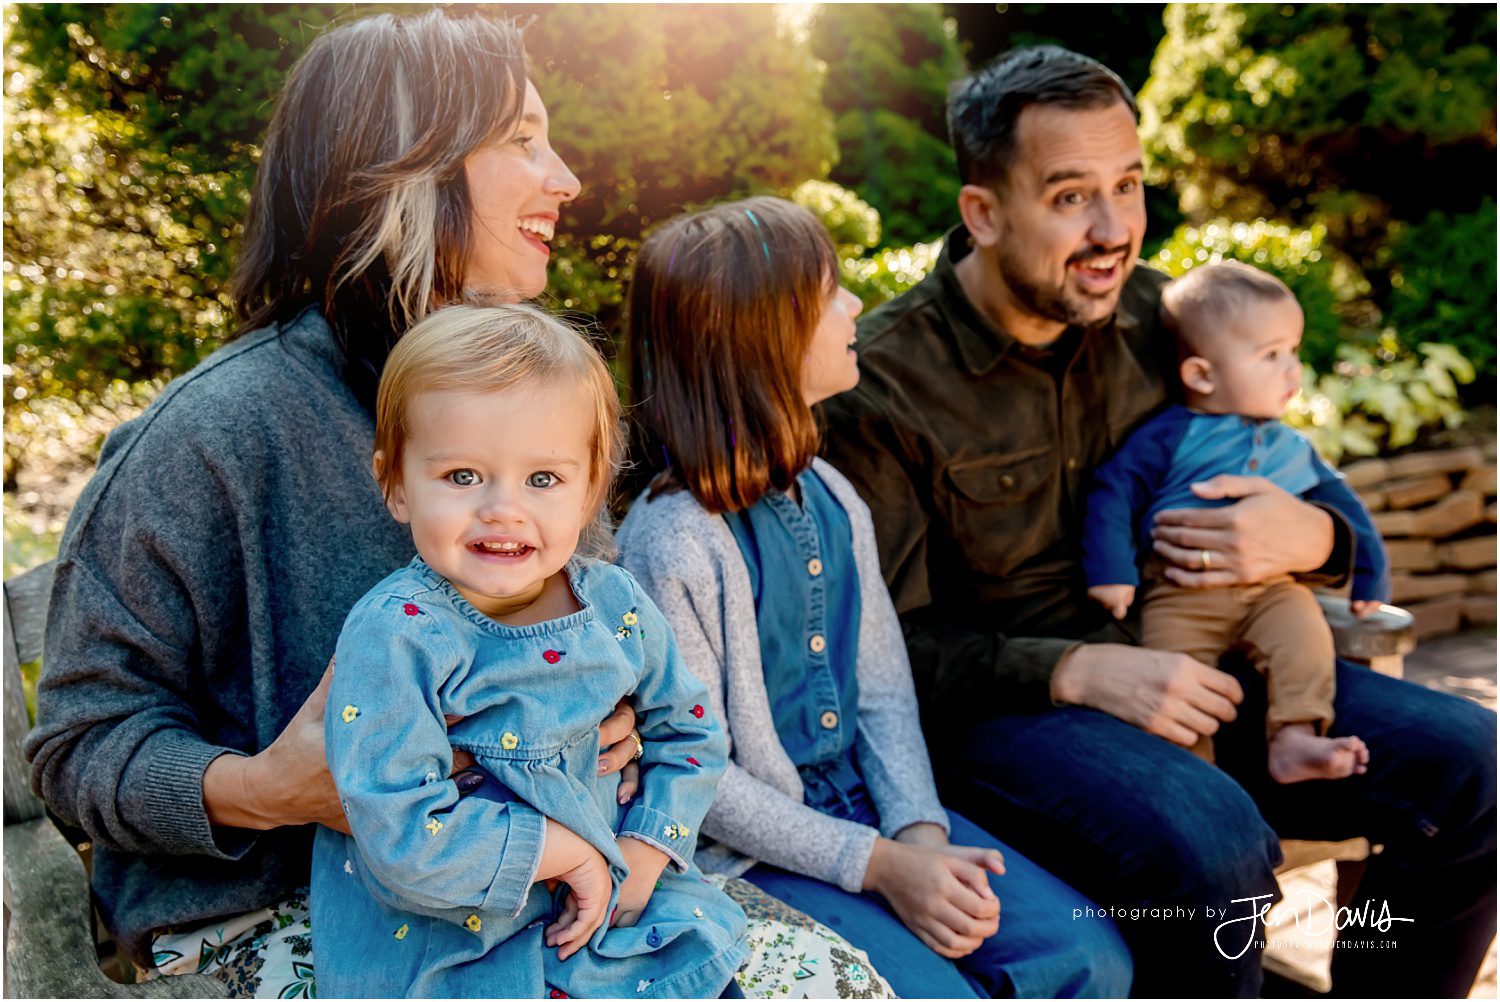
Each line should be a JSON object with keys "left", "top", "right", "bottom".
{"left": 4, "top": 816, "right": 227, "bottom": 999}
{"left": 1316, "top": 594, "right": 1417, "bottom": 664}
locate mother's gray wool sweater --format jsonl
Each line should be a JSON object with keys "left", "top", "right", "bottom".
{"left": 24, "top": 308, "right": 415, "bottom": 965}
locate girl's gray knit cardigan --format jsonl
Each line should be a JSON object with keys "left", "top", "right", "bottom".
{"left": 616, "top": 458, "right": 949, "bottom": 894}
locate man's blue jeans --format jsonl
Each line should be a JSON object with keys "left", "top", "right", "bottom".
{"left": 940, "top": 658, "right": 1497, "bottom": 997}
{"left": 743, "top": 810, "right": 1133, "bottom": 999}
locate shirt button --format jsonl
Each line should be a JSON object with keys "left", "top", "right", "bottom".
{"left": 809, "top": 634, "right": 826, "bottom": 654}
{"left": 1254, "top": 434, "right": 1264, "bottom": 446}
{"left": 807, "top": 558, "right": 823, "bottom": 577}
{"left": 1066, "top": 457, "right": 1078, "bottom": 471}
{"left": 1000, "top": 474, "right": 1015, "bottom": 489}
{"left": 1248, "top": 458, "right": 1260, "bottom": 472}
{"left": 820, "top": 711, "right": 839, "bottom": 730}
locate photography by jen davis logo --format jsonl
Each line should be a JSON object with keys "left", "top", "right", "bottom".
{"left": 1212, "top": 892, "right": 1415, "bottom": 960}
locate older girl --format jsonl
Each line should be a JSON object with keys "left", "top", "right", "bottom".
{"left": 617, "top": 197, "right": 1134, "bottom": 998}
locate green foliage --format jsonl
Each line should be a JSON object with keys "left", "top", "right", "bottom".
{"left": 811, "top": 4, "right": 963, "bottom": 247}
{"left": 1, "top": 5, "right": 324, "bottom": 484}
{"left": 3, "top": 493, "right": 60, "bottom": 579}
{"left": 1150, "top": 218, "right": 1372, "bottom": 372}
{"left": 841, "top": 240, "right": 942, "bottom": 310}
{"left": 1287, "top": 341, "right": 1475, "bottom": 462}
{"left": 1141, "top": 4, "right": 1496, "bottom": 222}
{"left": 4, "top": 3, "right": 837, "bottom": 484}
{"left": 947, "top": 3, "right": 1167, "bottom": 92}
{"left": 791, "top": 179, "right": 881, "bottom": 256}
{"left": 1382, "top": 200, "right": 1497, "bottom": 385}
{"left": 1139, "top": 3, "right": 1497, "bottom": 395}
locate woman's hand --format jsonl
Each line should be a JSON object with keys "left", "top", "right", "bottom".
{"left": 203, "top": 658, "right": 349, "bottom": 833}
{"left": 202, "top": 657, "right": 480, "bottom": 834}
{"left": 540, "top": 819, "right": 612, "bottom": 960}
{"left": 595, "top": 698, "right": 642, "bottom": 802}
{"left": 864, "top": 835, "right": 1004, "bottom": 960}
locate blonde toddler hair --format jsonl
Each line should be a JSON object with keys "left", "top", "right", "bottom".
{"left": 374, "top": 303, "right": 625, "bottom": 559}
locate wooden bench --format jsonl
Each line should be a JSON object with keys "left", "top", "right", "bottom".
{"left": 3, "top": 559, "right": 224, "bottom": 997}
{"left": 2, "top": 560, "right": 1415, "bottom": 996}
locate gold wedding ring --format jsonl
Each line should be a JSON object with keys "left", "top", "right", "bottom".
{"left": 627, "top": 728, "right": 644, "bottom": 761}
{"left": 1200, "top": 549, "right": 1212, "bottom": 571}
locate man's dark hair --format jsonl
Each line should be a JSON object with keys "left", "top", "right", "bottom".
{"left": 947, "top": 45, "right": 1137, "bottom": 189}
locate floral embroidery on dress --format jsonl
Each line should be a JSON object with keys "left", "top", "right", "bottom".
{"left": 691, "top": 705, "right": 705, "bottom": 718}
{"left": 465, "top": 914, "right": 482, "bottom": 933}
{"left": 686, "top": 756, "right": 701, "bottom": 767}
{"left": 500, "top": 731, "right": 519, "bottom": 750}
{"left": 340, "top": 705, "right": 359, "bottom": 723}
{"left": 402, "top": 603, "right": 421, "bottom": 616}
{"left": 616, "top": 607, "right": 645, "bottom": 641}
{"left": 393, "top": 924, "right": 409, "bottom": 941}
{"left": 424, "top": 818, "right": 443, "bottom": 836}
{"left": 645, "top": 926, "right": 662, "bottom": 948}
{"left": 636, "top": 979, "right": 654, "bottom": 993}
{"left": 542, "top": 649, "right": 565, "bottom": 664}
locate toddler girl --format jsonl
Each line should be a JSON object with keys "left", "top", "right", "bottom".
{"left": 617, "top": 197, "right": 1132, "bottom": 999}
{"left": 309, "top": 303, "right": 747, "bottom": 998}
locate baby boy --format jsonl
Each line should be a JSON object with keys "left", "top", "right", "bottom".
{"left": 1082, "top": 261, "right": 1389, "bottom": 783}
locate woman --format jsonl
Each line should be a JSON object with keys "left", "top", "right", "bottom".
{"left": 617, "top": 198, "right": 1134, "bottom": 998}
{"left": 26, "top": 12, "right": 870, "bottom": 998}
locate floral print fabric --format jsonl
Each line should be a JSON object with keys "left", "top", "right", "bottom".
{"left": 146, "top": 879, "right": 893, "bottom": 999}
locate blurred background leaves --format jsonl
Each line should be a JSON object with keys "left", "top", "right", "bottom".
{"left": 3, "top": 3, "right": 1495, "bottom": 555}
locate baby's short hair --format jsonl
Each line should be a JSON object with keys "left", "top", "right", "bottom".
{"left": 1159, "top": 260, "right": 1298, "bottom": 355}
{"left": 374, "top": 303, "right": 625, "bottom": 557}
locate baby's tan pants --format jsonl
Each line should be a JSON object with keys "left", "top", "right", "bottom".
{"left": 1140, "top": 566, "right": 1335, "bottom": 762}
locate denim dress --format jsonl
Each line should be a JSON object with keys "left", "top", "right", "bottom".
{"left": 309, "top": 556, "right": 748, "bottom": 998}
{"left": 723, "top": 468, "right": 876, "bottom": 824}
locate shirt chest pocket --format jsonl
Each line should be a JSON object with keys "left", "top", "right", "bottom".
{"left": 940, "top": 447, "right": 1057, "bottom": 577}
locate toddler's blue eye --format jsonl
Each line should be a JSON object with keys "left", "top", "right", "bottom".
{"left": 527, "top": 471, "right": 557, "bottom": 489}
{"left": 448, "top": 469, "right": 479, "bottom": 487}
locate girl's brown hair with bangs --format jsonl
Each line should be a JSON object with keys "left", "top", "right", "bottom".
{"left": 627, "top": 196, "right": 838, "bottom": 514}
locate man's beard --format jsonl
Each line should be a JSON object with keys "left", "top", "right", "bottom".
{"left": 996, "top": 241, "right": 1133, "bottom": 331}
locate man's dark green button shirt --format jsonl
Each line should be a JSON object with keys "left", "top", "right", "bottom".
{"left": 823, "top": 227, "right": 1351, "bottom": 727}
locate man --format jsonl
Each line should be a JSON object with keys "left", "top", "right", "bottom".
{"left": 822, "top": 46, "right": 1496, "bottom": 997}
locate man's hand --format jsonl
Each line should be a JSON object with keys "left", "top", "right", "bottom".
{"left": 1350, "top": 600, "right": 1380, "bottom": 618}
{"left": 1152, "top": 475, "right": 1334, "bottom": 588}
{"left": 1087, "top": 584, "right": 1136, "bottom": 620}
{"left": 612, "top": 838, "right": 671, "bottom": 928}
{"left": 540, "top": 820, "right": 612, "bottom": 961}
{"left": 864, "top": 836, "right": 1004, "bottom": 959}
{"left": 1051, "top": 643, "right": 1243, "bottom": 747}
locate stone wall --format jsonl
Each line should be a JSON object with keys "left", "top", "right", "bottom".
{"left": 1340, "top": 443, "right": 1498, "bottom": 641}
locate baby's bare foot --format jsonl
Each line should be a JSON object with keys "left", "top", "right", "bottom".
{"left": 1268, "top": 725, "right": 1370, "bottom": 784}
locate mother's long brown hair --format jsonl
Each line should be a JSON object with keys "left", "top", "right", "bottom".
{"left": 230, "top": 9, "right": 529, "bottom": 409}
{"left": 628, "top": 196, "right": 838, "bottom": 514}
